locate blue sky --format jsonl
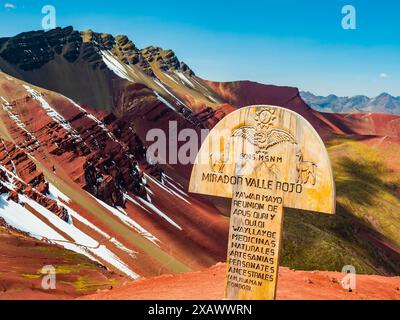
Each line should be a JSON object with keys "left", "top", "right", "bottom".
{"left": 0, "top": 0, "right": 399, "bottom": 97}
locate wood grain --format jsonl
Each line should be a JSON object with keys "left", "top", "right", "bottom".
{"left": 189, "top": 105, "right": 336, "bottom": 300}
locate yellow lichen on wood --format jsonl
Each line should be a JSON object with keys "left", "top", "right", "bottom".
{"left": 189, "top": 105, "right": 336, "bottom": 300}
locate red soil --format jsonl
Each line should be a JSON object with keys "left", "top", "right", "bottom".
{"left": 82, "top": 263, "right": 400, "bottom": 300}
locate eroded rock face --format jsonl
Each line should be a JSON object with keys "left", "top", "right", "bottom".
{"left": 113, "top": 35, "right": 154, "bottom": 76}
{"left": 0, "top": 79, "right": 164, "bottom": 207}
{"left": 45, "top": 98, "right": 155, "bottom": 206}
{"left": 0, "top": 93, "right": 153, "bottom": 214}
{"left": 0, "top": 27, "right": 82, "bottom": 70}
{"left": 140, "top": 46, "right": 194, "bottom": 76}
{"left": 0, "top": 140, "right": 42, "bottom": 186}
{"left": 0, "top": 139, "right": 70, "bottom": 222}
{"left": 0, "top": 27, "right": 120, "bottom": 72}
{"left": 82, "top": 131, "right": 148, "bottom": 207}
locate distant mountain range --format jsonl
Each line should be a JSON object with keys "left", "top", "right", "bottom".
{"left": 301, "top": 91, "right": 400, "bottom": 115}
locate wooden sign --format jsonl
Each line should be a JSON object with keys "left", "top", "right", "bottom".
{"left": 189, "top": 105, "right": 335, "bottom": 300}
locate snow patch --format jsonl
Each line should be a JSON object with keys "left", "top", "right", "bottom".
{"left": 48, "top": 183, "right": 71, "bottom": 203}
{"left": 0, "top": 177, "right": 138, "bottom": 279}
{"left": 163, "top": 73, "right": 179, "bottom": 84}
{"left": 66, "top": 98, "right": 120, "bottom": 143}
{"left": 207, "top": 95, "right": 218, "bottom": 103}
{"left": 153, "top": 91, "right": 176, "bottom": 111}
{"left": 145, "top": 173, "right": 191, "bottom": 205}
{"left": 1, "top": 96, "right": 39, "bottom": 147}
{"left": 124, "top": 193, "right": 151, "bottom": 214}
{"left": 50, "top": 185, "right": 138, "bottom": 259}
{"left": 175, "top": 72, "right": 195, "bottom": 88}
{"left": 23, "top": 86, "right": 81, "bottom": 140}
{"left": 154, "top": 78, "right": 187, "bottom": 107}
{"left": 101, "top": 50, "right": 132, "bottom": 81}
{"left": 165, "top": 179, "right": 190, "bottom": 198}
{"left": 110, "top": 238, "right": 137, "bottom": 258}
{"left": 22, "top": 195, "right": 139, "bottom": 279}
{"left": 164, "top": 174, "right": 184, "bottom": 188}
{"left": 135, "top": 195, "right": 182, "bottom": 230}
{"left": 0, "top": 193, "right": 97, "bottom": 263}
{"left": 0, "top": 140, "right": 17, "bottom": 173}
{"left": 93, "top": 196, "right": 160, "bottom": 246}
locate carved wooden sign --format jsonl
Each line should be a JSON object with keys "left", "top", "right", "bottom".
{"left": 189, "top": 105, "right": 335, "bottom": 300}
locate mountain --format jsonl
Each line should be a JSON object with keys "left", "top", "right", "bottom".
{"left": 0, "top": 27, "right": 400, "bottom": 299}
{"left": 301, "top": 91, "right": 400, "bottom": 115}
{"left": 0, "top": 27, "right": 224, "bottom": 116}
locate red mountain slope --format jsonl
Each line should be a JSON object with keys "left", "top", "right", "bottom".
{"left": 206, "top": 80, "right": 400, "bottom": 139}
{"left": 0, "top": 72, "right": 229, "bottom": 284}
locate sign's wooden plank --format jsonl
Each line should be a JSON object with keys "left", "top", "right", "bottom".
{"left": 189, "top": 105, "right": 335, "bottom": 214}
{"left": 189, "top": 105, "right": 336, "bottom": 300}
{"left": 225, "top": 184, "right": 284, "bottom": 300}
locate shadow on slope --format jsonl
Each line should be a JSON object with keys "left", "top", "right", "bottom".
{"left": 281, "top": 138, "right": 400, "bottom": 275}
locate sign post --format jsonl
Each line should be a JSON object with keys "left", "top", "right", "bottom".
{"left": 189, "top": 105, "right": 336, "bottom": 300}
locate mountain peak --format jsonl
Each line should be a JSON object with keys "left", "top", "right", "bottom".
{"left": 301, "top": 91, "right": 400, "bottom": 114}
{"left": 0, "top": 27, "right": 194, "bottom": 77}
{"left": 376, "top": 92, "right": 392, "bottom": 98}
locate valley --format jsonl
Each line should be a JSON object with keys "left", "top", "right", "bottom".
{"left": 0, "top": 26, "right": 399, "bottom": 299}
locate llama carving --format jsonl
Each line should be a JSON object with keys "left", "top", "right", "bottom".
{"left": 296, "top": 151, "right": 317, "bottom": 185}
{"left": 209, "top": 152, "right": 226, "bottom": 173}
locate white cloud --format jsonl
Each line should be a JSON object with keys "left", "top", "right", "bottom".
{"left": 4, "top": 3, "right": 16, "bottom": 9}
{"left": 379, "top": 73, "right": 389, "bottom": 78}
